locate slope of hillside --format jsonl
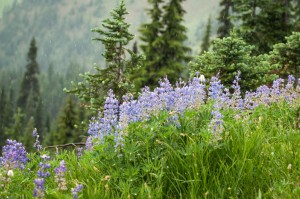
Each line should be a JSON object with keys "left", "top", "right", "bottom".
{"left": 0, "top": 0, "right": 219, "bottom": 73}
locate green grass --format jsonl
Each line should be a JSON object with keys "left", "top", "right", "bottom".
{"left": 1, "top": 101, "right": 300, "bottom": 198}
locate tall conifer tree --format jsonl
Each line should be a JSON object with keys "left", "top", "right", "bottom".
{"left": 233, "top": 0, "right": 293, "bottom": 53}
{"left": 139, "top": 0, "right": 165, "bottom": 87}
{"left": 293, "top": 0, "right": 300, "bottom": 31}
{"left": 18, "top": 37, "right": 40, "bottom": 111}
{"left": 201, "top": 16, "right": 212, "bottom": 54}
{"left": 160, "top": 0, "right": 191, "bottom": 83}
{"left": 67, "top": 1, "right": 142, "bottom": 110}
{"left": 217, "top": 0, "right": 233, "bottom": 38}
{"left": 53, "top": 96, "right": 80, "bottom": 145}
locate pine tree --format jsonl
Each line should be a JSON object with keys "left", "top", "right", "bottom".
{"left": 22, "top": 117, "right": 35, "bottom": 151}
{"left": 139, "top": 0, "right": 165, "bottom": 87}
{"left": 233, "top": 0, "right": 293, "bottom": 53}
{"left": 18, "top": 37, "right": 40, "bottom": 111}
{"left": 269, "top": 32, "right": 300, "bottom": 79}
{"left": 293, "top": 0, "right": 300, "bottom": 31}
{"left": 132, "top": 41, "right": 138, "bottom": 54}
{"left": 0, "top": 88, "right": 7, "bottom": 146}
{"left": 190, "top": 31, "right": 277, "bottom": 91}
{"left": 10, "top": 108, "right": 24, "bottom": 140}
{"left": 200, "top": 16, "right": 212, "bottom": 54}
{"left": 217, "top": 0, "right": 233, "bottom": 38}
{"left": 66, "top": 1, "right": 143, "bottom": 111}
{"left": 160, "top": 0, "right": 191, "bottom": 83}
{"left": 53, "top": 96, "right": 80, "bottom": 145}
{"left": 0, "top": 88, "right": 14, "bottom": 147}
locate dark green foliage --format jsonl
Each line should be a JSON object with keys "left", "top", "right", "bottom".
{"left": 0, "top": 88, "right": 14, "bottom": 146}
{"left": 217, "top": 0, "right": 233, "bottom": 38}
{"left": 139, "top": 0, "right": 191, "bottom": 87}
{"left": 22, "top": 117, "right": 35, "bottom": 151}
{"left": 17, "top": 38, "right": 40, "bottom": 112}
{"left": 67, "top": 1, "right": 143, "bottom": 111}
{"left": 139, "top": 0, "right": 165, "bottom": 88}
{"left": 233, "top": 0, "right": 293, "bottom": 53}
{"left": 293, "top": 0, "right": 300, "bottom": 31}
{"left": 160, "top": 0, "right": 191, "bottom": 83}
{"left": 268, "top": 32, "right": 300, "bottom": 79}
{"left": 190, "top": 31, "right": 277, "bottom": 90}
{"left": 0, "top": 88, "right": 8, "bottom": 146}
{"left": 200, "top": 16, "right": 212, "bottom": 54}
{"left": 53, "top": 96, "right": 81, "bottom": 145}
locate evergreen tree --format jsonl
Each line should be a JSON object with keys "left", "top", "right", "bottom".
{"left": 0, "top": 88, "right": 7, "bottom": 146}
{"left": 10, "top": 108, "right": 24, "bottom": 140}
{"left": 53, "top": 96, "right": 80, "bottom": 145}
{"left": 200, "top": 16, "right": 212, "bottom": 54}
{"left": 66, "top": 1, "right": 143, "bottom": 111}
{"left": 268, "top": 32, "right": 300, "bottom": 79}
{"left": 294, "top": 0, "right": 300, "bottom": 31}
{"left": 233, "top": 0, "right": 293, "bottom": 53}
{"left": 132, "top": 41, "right": 138, "bottom": 54}
{"left": 0, "top": 88, "right": 14, "bottom": 147}
{"left": 217, "top": 0, "right": 233, "bottom": 38}
{"left": 139, "top": 0, "right": 165, "bottom": 88}
{"left": 160, "top": 0, "right": 191, "bottom": 83}
{"left": 18, "top": 37, "right": 40, "bottom": 111}
{"left": 190, "top": 31, "right": 277, "bottom": 91}
{"left": 22, "top": 116, "right": 35, "bottom": 151}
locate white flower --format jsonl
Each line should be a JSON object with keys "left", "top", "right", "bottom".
{"left": 7, "top": 170, "right": 14, "bottom": 177}
{"left": 200, "top": 75, "right": 206, "bottom": 83}
{"left": 287, "top": 164, "right": 292, "bottom": 170}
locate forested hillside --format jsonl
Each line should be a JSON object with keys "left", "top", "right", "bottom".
{"left": 0, "top": 0, "right": 218, "bottom": 73}
{"left": 0, "top": 0, "right": 300, "bottom": 198}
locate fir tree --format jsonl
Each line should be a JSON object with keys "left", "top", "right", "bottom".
{"left": 160, "top": 0, "right": 191, "bottom": 83}
{"left": 66, "top": 1, "right": 143, "bottom": 111}
{"left": 200, "top": 16, "right": 212, "bottom": 54}
{"left": 233, "top": 0, "right": 293, "bottom": 53}
{"left": 132, "top": 41, "right": 138, "bottom": 54}
{"left": 190, "top": 31, "right": 277, "bottom": 91}
{"left": 22, "top": 117, "right": 35, "bottom": 151}
{"left": 10, "top": 108, "right": 24, "bottom": 140}
{"left": 0, "top": 88, "right": 7, "bottom": 146}
{"left": 217, "top": 0, "right": 233, "bottom": 38}
{"left": 18, "top": 37, "right": 40, "bottom": 111}
{"left": 293, "top": 0, "right": 300, "bottom": 31}
{"left": 53, "top": 96, "right": 81, "bottom": 145}
{"left": 139, "top": 0, "right": 165, "bottom": 88}
{"left": 269, "top": 32, "right": 300, "bottom": 79}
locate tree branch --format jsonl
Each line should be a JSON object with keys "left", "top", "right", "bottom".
{"left": 44, "top": 142, "right": 85, "bottom": 149}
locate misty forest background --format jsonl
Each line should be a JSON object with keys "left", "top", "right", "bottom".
{"left": 0, "top": 0, "right": 299, "bottom": 150}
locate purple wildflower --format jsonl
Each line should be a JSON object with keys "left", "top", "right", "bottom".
{"left": 230, "top": 71, "right": 244, "bottom": 110}
{"left": 37, "top": 155, "right": 51, "bottom": 178}
{"left": 33, "top": 178, "right": 45, "bottom": 198}
{"left": 54, "top": 160, "right": 67, "bottom": 190}
{"left": 71, "top": 184, "right": 83, "bottom": 199}
{"left": 0, "top": 139, "right": 28, "bottom": 170}
{"left": 208, "top": 76, "right": 224, "bottom": 100}
{"left": 34, "top": 155, "right": 50, "bottom": 198}
{"left": 85, "top": 136, "right": 93, "bottom": 150}
{"left": 77, "top": 147, "right": 83, "bottom": 159}
{"left": 33, "top": 128, "right": 43, "bottom": 152}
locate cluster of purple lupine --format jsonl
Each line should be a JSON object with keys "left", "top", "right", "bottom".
{"left": 0, "top": 140, "right": 28, "bottom": 170}
{"left": 31, "top": 130, "right": 83, "bottom": 198}
{"left": 0, "top": 140, "right": 28, "bottom": 195}
{"left": 54, "top": 160, "right": 67, "bottom": 190}
{"left": 34, "top": 154, "right": 51, "bottom": 198}
{"left": 87, "top": 73, "right": 300, "bottom": 149}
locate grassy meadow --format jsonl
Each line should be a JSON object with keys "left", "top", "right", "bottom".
{"left": 1, "top": 76, "right": 300, "bottom": 198}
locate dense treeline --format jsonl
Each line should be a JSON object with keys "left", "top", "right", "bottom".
{"left": 0, "top": 0, "right": 300, "bottom": 150}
